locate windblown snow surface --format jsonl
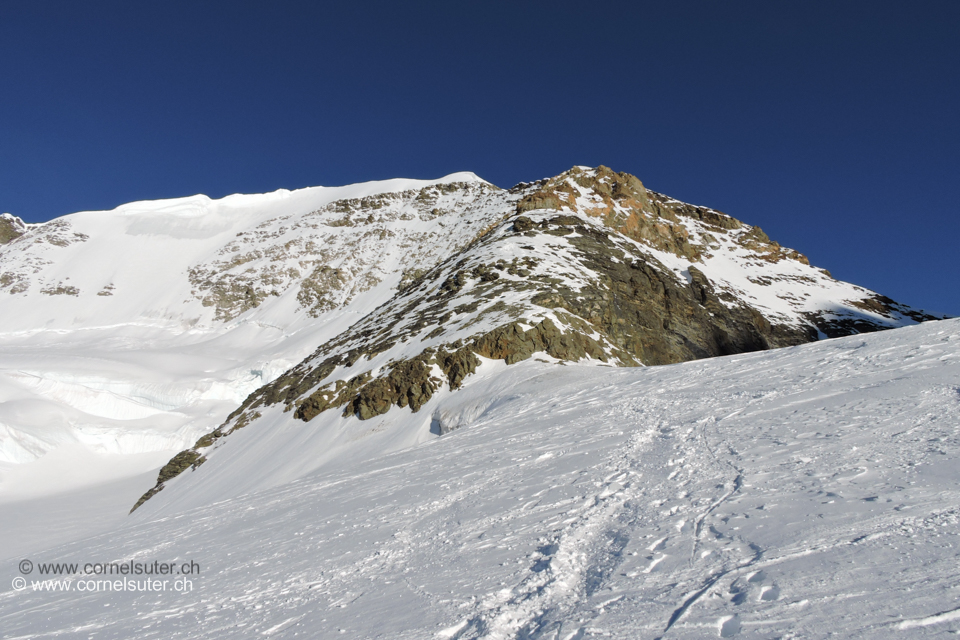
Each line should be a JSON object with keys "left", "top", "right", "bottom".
{"left": 2, "top": 318, "right": 958, "bottom": 638}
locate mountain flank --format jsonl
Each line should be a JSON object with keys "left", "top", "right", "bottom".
{"left": 130, "top": 166, "right": 943, "bottom": 511}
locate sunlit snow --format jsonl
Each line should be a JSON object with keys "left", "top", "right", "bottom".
{"left": 1, "top": 318, "right": 958, "bottom": 638}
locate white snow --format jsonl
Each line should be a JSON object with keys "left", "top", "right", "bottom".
{"left": 2, "top": 318, "right": 958, "bottom": 638}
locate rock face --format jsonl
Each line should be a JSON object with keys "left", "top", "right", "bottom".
{"left": 181, "top": 180, "right": 504, "bottom": 321}
{"left": 1, "top": 217, "right": 91, "bottom": 296}
{"left": 0, "top": 214, "right": 26, "bottom": 244}
{"left": 133, "top": 166, "right": 944, "bottom": 510}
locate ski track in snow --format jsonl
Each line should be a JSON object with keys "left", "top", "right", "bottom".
{"left": 1, "top": 320, "right": 959, "bottom": 639}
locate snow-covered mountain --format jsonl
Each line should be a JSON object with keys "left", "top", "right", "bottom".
{"left": 0, "top": 173, "right": 496, "bottom": 475}
{"left": 1, "top": 167, "right": 955, "bottom": 638}
{"left": 0, "top": 167, "right": 942, "bottom": 508}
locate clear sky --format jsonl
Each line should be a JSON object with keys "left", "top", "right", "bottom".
{"left": 1, "top": 1, "right": 957, "bottom": 315}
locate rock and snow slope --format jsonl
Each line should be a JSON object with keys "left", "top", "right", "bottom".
{"left": 3, "top": 318, "right": 959, "bottom": 638}
{"left": 0, "top": 166, "right": 955, "bottom": 637}
{"left": 0, "top": 165, "right": 942, "bottom": 510}
{"left": 126, "top": 166, "right": 940, "bottom": 509}
{"left": 0, "top": 172, "right": 498, "bottom": 483}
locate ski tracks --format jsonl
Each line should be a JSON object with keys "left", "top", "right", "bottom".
{"left": 450, "top": 392, "right": 755, "bottom": 640}
{"left": 449, "top": 396, "right": 664, "bottom": 640}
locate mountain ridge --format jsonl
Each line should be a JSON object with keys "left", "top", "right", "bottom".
{"left": 119, "top": 165, "right": 944, "bottom": 512}
{"left": 0, "top": 173, "right": 502, "bottom": 472}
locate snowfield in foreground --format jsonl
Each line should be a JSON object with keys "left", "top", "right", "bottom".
{"left": 2, "top": 318, "right": 959, "bottom": 639}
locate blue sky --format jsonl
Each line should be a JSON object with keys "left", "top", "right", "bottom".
{"left": 1, "top": 1, "right": 957, "bottom": 315}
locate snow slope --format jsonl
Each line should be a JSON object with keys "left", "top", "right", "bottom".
{"left": 3, "top": 318, "right": 958, "bottom": 638}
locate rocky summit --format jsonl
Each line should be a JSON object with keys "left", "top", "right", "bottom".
{"left": 125, "top": 166, "right": 941, "bottom": 510}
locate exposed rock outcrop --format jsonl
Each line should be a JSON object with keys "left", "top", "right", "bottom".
{"left": 0, "top": 214, "right": 26, "bottom": 244}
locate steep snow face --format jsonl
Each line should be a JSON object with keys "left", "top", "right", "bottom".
{"left": 3, "top": 319, "right": 958, "bottom": 639}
